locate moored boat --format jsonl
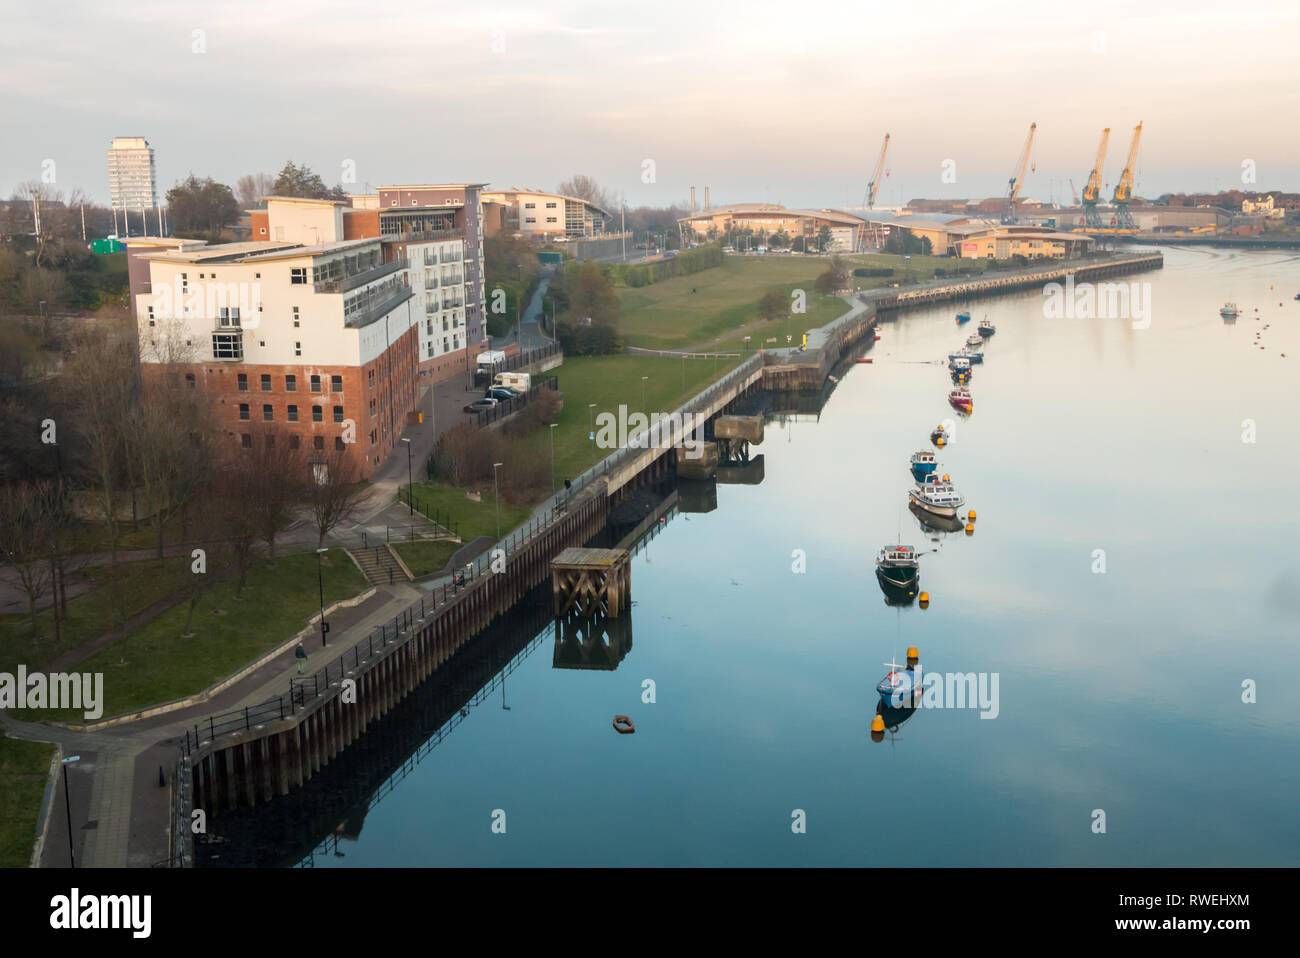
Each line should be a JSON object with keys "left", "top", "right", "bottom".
{"left": 876, "top": 660, "right": 923, "bottom": 703}
{"left": 956, "top": 310, "right": 971, "bottom": 323}
{"left": 966, "top": 333, "right": 984, "bottom": 348}
{"left": 929, "top": 424, "right": 949, "bottom": 445}
{"left": 908, "top": 475, "right": 965, "bottom": 519}
{"left": 909, "top": 450, "right": 938, "bottom": 480}
{"left": 1220, "top": 302, "right": 1239, "bottom": 319}
{"left": 875, "top": 544, "right": 920, "bottom": 593}
{"left": 949, "top": 349, "right": 983, "bottom": 364}
{"left": 947, "top": 388, "right": 973, "bottom": 413}
{"left": 978, "top": 319, "right": 995, "bottom": 336}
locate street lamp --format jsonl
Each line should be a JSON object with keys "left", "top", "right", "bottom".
{"left": 587, "top": 403, "right": 596, "bottom": 442}
{"left": 549, "top": 423, "right": 558, "bottom": 493}
{"left": 493, "top": 462, "right": 503, "bottom": 539}
{"left": 641, "top": 376, "right": 648, "bottom": 410}
{"left": 315, "top": 547, "right": 329, "bottom": 647}
{"left": 400, "top": 437, "right": 413, "bottom": 516}
{"left": 61, "top": 754, "right": 79, "bottom": 868}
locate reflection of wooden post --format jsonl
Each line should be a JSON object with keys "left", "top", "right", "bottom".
{"left": 551, "top": 548, "right": 631, "bottom": 618}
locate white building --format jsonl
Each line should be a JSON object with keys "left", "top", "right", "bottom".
{"left": 107, "top": 137, "right": 157, "bottom": 216}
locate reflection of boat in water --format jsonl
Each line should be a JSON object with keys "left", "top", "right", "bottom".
{"left": 871, "top": 698, "right": 919, "bottom": 743}
{"left": 908, "top": 499, "right": 964, "bottom": 533}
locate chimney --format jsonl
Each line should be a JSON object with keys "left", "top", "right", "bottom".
{"left": 705, "top": 187, "right": 710, "bottom": 211}
{"left": 690, "top": 186, "right": 696, "bottom": 216}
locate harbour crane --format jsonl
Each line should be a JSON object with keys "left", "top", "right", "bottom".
{"left": 858, "top": 133, "right": 891, "bottom": 250}
{"left": 1111, "top": 121, "right": 1143, "bottom": 232}
{"left": 1082, "top": 127, "right": 1111, "bottom": 228}
{"left": 1069, "top": 178, "right": 1080, "bottom": 205}
{"left": 1002, "top": 122, "right": 1036, "bottom": 224}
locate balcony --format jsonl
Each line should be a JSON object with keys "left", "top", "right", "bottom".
{"left": 380, "top": 224, "right": 466, "bottom": 244}
{"left": 441, "top": 297, "right": 464, "bottom": 310}
{"left": 441, "top": 272, "right": 464, "bottom": 285}
{"left": 424, "top": 275, "right": 439, "bottom": 290}
{"left": 314, "top": 257, "right": 406, "bottom": 295}
{"left": 345, "top": 284, "right": 415, "bottom": 330}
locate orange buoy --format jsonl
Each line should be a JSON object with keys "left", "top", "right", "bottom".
{"left": 871, "top": 715, "right": 885, "bottom": 733}
{"left": 613, "top": 715, "right": 635, "bottom": 734}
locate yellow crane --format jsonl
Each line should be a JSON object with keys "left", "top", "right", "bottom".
{"left": 1112, "top": 121, "right": 1143, "bottom": 232}
{"left": 1002, "top": 122, "right": 1037, "bottom": 224}
{"left": 1082, "top": 127, "right": 1110, "bottom": 228}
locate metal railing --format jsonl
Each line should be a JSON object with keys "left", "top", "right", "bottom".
{"left": 314, "top": 257, "right": 406, "bottom": 295}
{"left": 472, "top": 375, "right": 559, "bottom": 426}
{"left": 344, "top": 285, "right": 414, "bottom": 329}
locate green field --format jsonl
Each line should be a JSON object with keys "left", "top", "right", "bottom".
{"left": 616, "top": 255, "right": 851, "bottom": 351}
{"left": 7, "top": 551, "right": 368, "bottom": 724}
{"left": 0, "top": 735, "right": 55, "bottom": 868}
{"left": 401, "top": 481, "right": 535, "bottom": 543}
{"left": 391, "top": 539, "right": 461, "bottom": 578}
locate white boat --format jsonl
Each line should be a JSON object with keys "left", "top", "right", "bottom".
{"left": 965, "top": 333, "right": 983, "bottom": 348}
{"left": 908, "top": 475, "right": 966, "bottom": 519}
{"left": 1220, "top": 302, "right": 1239, "bottom": 320}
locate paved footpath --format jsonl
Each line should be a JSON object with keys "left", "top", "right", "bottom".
{"left": 2, "top": 581, "right": 423, "bottom": 868}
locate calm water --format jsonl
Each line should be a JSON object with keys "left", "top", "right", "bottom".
{"left": 217, "top": 247, "right": 1300, "bottom": 866}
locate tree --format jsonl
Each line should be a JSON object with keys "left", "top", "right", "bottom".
{"left": 757, "top": 289, "right": 787, "bottom": 322}
{"left": 272, "top": 161, "right": 349, "bottom": 201}
{"left": 306, "top": 448, "right": 366, "bottom": 547}
{"left": 814, "top": 256, "right": 850, "bottom": 295}
{"left": 569, "top": 261, "right": 619, "bottom": 327}
{"left": 556, "top": 175, "right": 613, "bottom": 212}
{"left": 0, "top": 481, "right": 54, "bottom": 632}
{"left": 816, "top": 226, "right": 833, "bottom": 252}
{"left": 234, "top": 173, "right": 276, "bottom": 210}
{"left": 244, "top": 427, "right": 308, "bottom": 559}
{"left": 166, "top": 175, "right": 240, "bottom": 235}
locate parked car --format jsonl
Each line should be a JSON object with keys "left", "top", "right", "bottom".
{"left": 463, "top": 397, "right": 499, "bottom": 413}
{"left": 486, "top": 386, "right": 522, "bottom": 401}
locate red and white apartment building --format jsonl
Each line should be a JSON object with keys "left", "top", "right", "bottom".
{"left": 131, "top": 186, "right": 487, "bottom": 479}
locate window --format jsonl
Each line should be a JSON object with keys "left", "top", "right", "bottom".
{"left": 241, "top": 433, "right": 251, "bottom": 448}
{"left": 524, "top": 202, "right": 535, "bottom": 209}
{"left": 259, "top": 227, "right": 266, "bottom": 234}
{"left": 334, "top": 437, "right": 347, "bottom": 450}
{"left": 285, "top": 374, "right": 296, "bottom": 392}
{"left": 524, "top": 217, "right": 536, "bottom": 224}
{"left": 287, "top": 404, "right": 299, "bottom": 422}
{"left": 261, "top": 374, "right": 271, "bottom": 391}
{"left": 263, "top": 404, "right": 273, "bottom": 421}
{"left": 295, "top": 342, "right": 302, "bottom": 357}
{"left": 333, "top": 405, "right": 344, "bottom": 423}
{"left": 289, "top": 434, "right": 300, "bottom": 449}
{"left": 237, "top": 373, "right": 248, "bottom": 391}
{"left": 313, "top": 436, "right": 325, "bottom": 450}
{"left": 291, "top": 267, "right": 308, "bottom": 285}
{"left": 147, "top": 306, "right": 154, "bottom": 319}
{"left": 546, "top": 217, "right": 557, "bottom": 223}
{"left": 331, "top": 375, "right": 343, "bottom": 392}
{"left": 184, "top": 373, "right": 195, "bottom": 389}
{"left": 546, "top": 201, "right": 557, "bottom": 209}
{"left": 238, "top": 403, "right": 250, "bottom": 421}
{"left": 368, "top": 369, "right": 375, "bottom": 387}
{"left": 312, "top": 406, "right": 323, "bottom": 422}
{"left": 310, "top": 375, "right": 321, "bottom": 393}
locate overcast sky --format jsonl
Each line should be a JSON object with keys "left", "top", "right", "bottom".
{"left": 3, "top": 0, "right": 1298, "bottom": 210}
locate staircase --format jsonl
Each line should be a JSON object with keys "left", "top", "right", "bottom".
{"left": 346, "top": 544, "right": 412, "bottom": 586}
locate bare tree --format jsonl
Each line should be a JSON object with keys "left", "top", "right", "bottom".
{"left": 556, "top": 175, "right": 613, "bottom": 213}
{"left": 306, "top": 447, "right": 366, "bottom": 547}
{"left": 234, "top": 173, "right": 275, "bottom": 211}
{"left": 245, "top": 426, "right": 307, "bottom": 558}
{"left": 0, "top": 481, "right": 55, "bottom": 632}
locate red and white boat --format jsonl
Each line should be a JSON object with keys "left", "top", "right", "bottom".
{"left": 947, "top": 388, "right": 973, "bottom": 413}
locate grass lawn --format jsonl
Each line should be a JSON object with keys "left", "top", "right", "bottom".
{"left": 515, "top": 353, "right": 742, "bottom": 484}
{"left": 7, "top": 551, "right": 368, "bottom": 724}
{"left": 616, "top": 255, "right": 850, "bottom": 350}
{"left": 0, "top": 555, "right": 195, "bottom": 680}
{"left": 391, "top": 540, "right": 461, "bottom": 578}
{"left": 403, "top": 482, "right": 535, "bottom": 543}
{"left": 0, "top": 735, "right": 55, "bottom": 868}
{"left": 843, "top": 251, "right": 989, "bottom": 289}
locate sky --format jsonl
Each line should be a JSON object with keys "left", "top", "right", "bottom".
{"left": 2, "top": 0, "right": 1298, "bottom": 211}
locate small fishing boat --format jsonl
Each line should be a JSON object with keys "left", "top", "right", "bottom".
{"left": 948, "top": 355, "right": 971, "bottom": 373}
{"left": 956, "top": 310, "right": 971, "bottom": 323}
{"left": 965, "top": 333, "right": 984, "bottom": 348}
{"left": 949, "top": 349, "right": 983, "bottom": 364}
{"left": 1220, "top": 302, "right": 1239, "bottom": 319}
{"left": 947, "top": 388, "right": 973, "bottom": 414}
{"left": 909, "top": 450, "right": 938, "bottom": 480}
{"left": 929, "top": 424, "right": 949, "bottom": 445}
{"left": 875, "top": 544, "right": 920, "bottom": 593}
{"left": 978, "top": 319, "right": 996, "bottom": 337}
{"left": 908, "top": 476, "right": 966, "bottom": 519}
{"left": 877, "top": 659, "right": 922, "bottom": 704}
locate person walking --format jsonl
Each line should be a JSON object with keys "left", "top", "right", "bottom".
{"left": 295, "top": 643, "right": 307, "bottom": 675}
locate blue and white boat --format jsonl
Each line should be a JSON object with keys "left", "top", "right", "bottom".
{"left": 950, "top": 349, "right": 983, "bottom": 364}
{"left": 956, "top": 310, "right": 971, "bottom": 323}
{"left": 909, "top": 450, "right": 938, "bottom": 480}
{"left": 877, "top": 659, "right": 922, "bottom": 704}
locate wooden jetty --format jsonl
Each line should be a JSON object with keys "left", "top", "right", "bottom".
{"left": 551, "top": 547, "right": 631, "bottom": 618}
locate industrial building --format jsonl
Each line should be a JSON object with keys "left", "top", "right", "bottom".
{"left": 873, "top": 218, "right": 1095, "bottom": 259}
{"left": 678, "top": 202, "right": 867, "bottom": 251}
{"left": 480, "top": 188, "right": 611, "bottom": 238}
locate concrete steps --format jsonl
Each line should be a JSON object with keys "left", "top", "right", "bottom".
{"left": 345, "top": 544, "right": 412, "bottom": 586}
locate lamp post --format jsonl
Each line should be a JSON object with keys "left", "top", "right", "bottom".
{"left": 493, "top": 462, "right": 503, "bottom": 539}
{"left": 400, "top": 437, "right": 412, "bottom": 516}
{"left": 549, "top": 423, "right": 557, "bottom": 493}
{"left": 315, "top": 547, "right": 329, "bottom": 647}
{"left": 641, "top": 376, "right": 648, "bottom": 411}
{"left": 587, "top": 403, "right": 596, "bottom": 442}
{"left": 61, "top": 755, "right": 79, "bottom": 868}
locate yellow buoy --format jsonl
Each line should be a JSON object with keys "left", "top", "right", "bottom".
{"left": 965, "top": 524, "right": 974, "bottom": 535}
{"left": 919, "top": 591, "right": 930, "bottom": 606}
{"left": 906, "top": 646, "right": 919, "bottom": 660}
{"left": 968, "top": 509, "right": 977, "bottom": 521}
{"left": 936, "top": 437, "right": 945, "bottom": 446}
{"left": 870, "top": 715, "right": 885, "bottom": 733}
